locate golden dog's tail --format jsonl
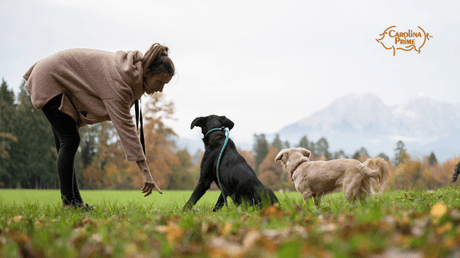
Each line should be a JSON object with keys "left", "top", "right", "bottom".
{"left": 358, "top": 157, "right": 389, "bottom": 194}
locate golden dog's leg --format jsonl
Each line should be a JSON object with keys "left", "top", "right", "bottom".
{"left": 302, "top": 190, "right": 322, "bottom": 207}
{"left": 313, "top": 195, "right": 321, "bottom": 207}
{"left": 302, "top": 190, "right": 314, "bottom": 204}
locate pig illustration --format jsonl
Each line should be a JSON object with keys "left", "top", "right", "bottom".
{"left": 376, "top": 26, "right": 432, "bottom": 56}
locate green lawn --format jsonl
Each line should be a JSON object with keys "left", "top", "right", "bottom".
{"left": 1, "top": 188, "right": 460, "bottom": 257}
{"left": 0, "top": 189, "right": 299, "bottom": 208}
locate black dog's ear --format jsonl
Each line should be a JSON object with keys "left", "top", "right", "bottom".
{"left": 191, "top": 117, "right": 206, "bottom": 129}
{"left": 220, "top": 116, "right": 234, "bottom": 130}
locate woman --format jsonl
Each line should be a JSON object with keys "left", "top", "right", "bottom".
{"left": 23, "top": 43, "right": 174, "bottom": 210}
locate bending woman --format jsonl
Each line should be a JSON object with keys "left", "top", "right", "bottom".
{"left": 23, "top": 43, "right": 174, "bottom": 210}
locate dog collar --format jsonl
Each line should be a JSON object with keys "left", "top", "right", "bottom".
{"left": 209, "top": 134, "right": 224, "bottom": 145}
{"left": 290, "top": 159, "right": 308, "bottom": 177}
{"left": 204, "top": 127, "right": 225, "bottom": 137}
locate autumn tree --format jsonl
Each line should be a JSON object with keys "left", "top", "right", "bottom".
{"left": 253, "top": 134, "right": 269, "bottom": 175}
{"left": 271, "top": 134, "right": 283, "bottom": 150}
{"left": 258, "top": 146, "right": 292, "bottom": 191}
{"left": 82, "top": 122, "right": 128, "bottom": 189}
{"left": 297, "top": 135, "right": 310, "bottom": 150}
{"left": 125, "top": 95, "right": 180, "bottom": 190}
{"left": 169, "top": 148, "right": 199, "bottom": 190}
{"left": 333, "top": 149, "right": 348, "bottom": 159}
{"left": 190, "top": 149, "right": 204, "bottom": 166}
{"left": 377, "top": 152, "right": 390, "bottom": 161}
{"left": 394, "top": 140, "right": 407, "bottom": 166}
{"left": 352, "top": 147, "right": 369, "bottom": 160}
{"left": 315, "top": 137, "right": 332, "bottom": 160}
{"left": 283, "top": 141, "right": 290, "bottom": 149}
{"left": 428, "top": 152, "right": 438, "bottom": 166}
{"left": 0, "top": 79, "right": 18, "bottom": 186}
{"left": 7, "top": 81, "right": 57, "bottom": 188}
{"left": 238, "top": 148, "right": 256, "bottom": 171}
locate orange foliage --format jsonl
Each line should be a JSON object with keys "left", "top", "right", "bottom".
{"left": 258, "top": 146, "right": 293, "bottom": 191}
{"left": 82, "top": 122, "right": 128, "bottom": 189}
{"left": 83, "top": 163, "right": 105, "bottom": 188}
{"left": 238, "top": 148, "right": 256, "bottom": 170}
{"left": 125, "top": 95, "right": 180, "bottom": 190}
{"left": 387, "top": 153, "right": 458, "bottom": 190}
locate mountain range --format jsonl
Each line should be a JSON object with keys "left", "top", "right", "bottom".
{"left": 278, "top": 93, "right": 460, "bottom": 162}
{"left": 178, "top": 93, "right": 460, "bottom": 162}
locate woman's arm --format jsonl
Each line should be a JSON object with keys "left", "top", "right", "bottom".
{"left": 104, "top": 99, "right": 162, "bottom": 195}
{"left": 137, "top": 159, "right": 163, "bottom": 196}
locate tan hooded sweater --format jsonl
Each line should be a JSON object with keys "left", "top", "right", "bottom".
{"left": 23, "top": 48, "right": 146, "bottom": 161}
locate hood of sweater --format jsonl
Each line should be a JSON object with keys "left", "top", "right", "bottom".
{"left": 115, "top": 50, "right": 144, "bottom": 102}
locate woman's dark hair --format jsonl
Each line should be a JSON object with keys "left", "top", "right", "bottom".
{"left": 142, "top": 43, "right": 175, "bottom": 77}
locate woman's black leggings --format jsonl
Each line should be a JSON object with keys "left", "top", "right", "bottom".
{"left": 42, "top": 94, "right": 83, "bottom": 205}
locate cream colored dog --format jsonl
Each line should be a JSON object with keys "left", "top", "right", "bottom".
{"left": 275, "top": 147, "right": 388, "bottom": 206}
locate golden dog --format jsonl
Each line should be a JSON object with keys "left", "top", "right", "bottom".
{"left": 275, "top": 147, "right": 388, "bottom": 206}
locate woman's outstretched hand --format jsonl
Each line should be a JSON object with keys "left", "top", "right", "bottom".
{"left": 137, "top": 160, "right": 162, "bottom": 196}
{"left": 141, "top": 169, "right": 162, "bottom": 196}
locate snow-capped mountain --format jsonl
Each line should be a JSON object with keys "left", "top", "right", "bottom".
{"left": 278, "top": 93, "right": 460, "bottom": 161}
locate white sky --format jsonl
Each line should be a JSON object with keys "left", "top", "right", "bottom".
{"left": 1, "top": 0, "right": 459, "bottom": 146}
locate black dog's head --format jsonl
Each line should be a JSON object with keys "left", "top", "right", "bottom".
{"left": 190, "top": 115, "right": 234, "bottom": 136}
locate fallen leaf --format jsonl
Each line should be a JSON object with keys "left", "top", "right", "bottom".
{"left": 242, "top": 230, "right": 260, "bottom": 248}
{"left": 430, "top": 203, "right": 447, "bottom": 219}
{"left": 164, "top": 221, "right": 184, "bottom": 245}
{"left": 317, "top": 223, "right": 337, "bottom": 233}
{"left": 202, "top": 222, "right": 218, "bottom": 234}
{"left": 404, "top": 193, "right": 414, "bottom": 200}
{"left": 220, "top": 222, "right": 232, "bottom": 237}
{"left": 207, "top": 236, "right": 244, "bottom": 258}
{"left": 74, "top": 217, "right": 96, "bottom": 230}
{"left": 260, "top": 205, "right": 285, "bottom": 219}
{"left": 13, "top": 215, "right": 23, "bottom": 222}
{"left": 435, "top": 222, "right": 453, "bottom": 235}
{"left": 7, "top": 229, "right": 42, "bottom": 258}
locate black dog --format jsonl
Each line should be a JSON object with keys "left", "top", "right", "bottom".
{"left": 183, "top": 115, "right": 279, "bottom": 211}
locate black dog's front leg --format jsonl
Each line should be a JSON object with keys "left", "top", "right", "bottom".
{"left": 183, "top": 180, "right": 211, "bottom": 211}
{"left": 212, "top": 193, "right": 226, "bottom": 212}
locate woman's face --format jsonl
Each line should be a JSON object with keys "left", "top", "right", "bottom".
{"left": 144, "top": 72, "right": 172, "bottom": 94}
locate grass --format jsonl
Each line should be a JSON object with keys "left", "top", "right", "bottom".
{"left": 0, "top": 189, "right": 223, "bottom": 207}
{"left": 1, "top": 188, "right": 460, "bottom": 257}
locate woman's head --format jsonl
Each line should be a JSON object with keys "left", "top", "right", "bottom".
{"left": 142, "top": 43, "right": 175, "bottom": 95}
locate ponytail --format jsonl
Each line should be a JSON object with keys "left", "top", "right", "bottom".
{"left": 142, "top": 43, "right": 175, "bottom": 77}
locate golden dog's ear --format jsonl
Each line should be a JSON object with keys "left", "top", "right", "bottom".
{"left": 275, "top": 149, "right": 289, "bottom": 162}
{"left": 297, "top": 148, "right": 311, "bottom": 158}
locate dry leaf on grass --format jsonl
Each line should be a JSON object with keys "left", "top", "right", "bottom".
{"left": 430, "top": 203, "right": 447, "bottom": 219}
{"left": 259, "top": 205, "right": 285, "bottom": 219}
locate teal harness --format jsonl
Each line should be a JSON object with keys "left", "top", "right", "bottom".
{"left": 204, "top": 127, "right": 230, "bottom": 206}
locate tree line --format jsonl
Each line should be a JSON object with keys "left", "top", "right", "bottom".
{"left": 0, "top": 78, "right": 455, "bottom": 191}
{"left": 0, "top": 78, "right": 202, "bottom": 190}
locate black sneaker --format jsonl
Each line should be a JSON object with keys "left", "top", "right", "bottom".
{"left": 83, "top": 203, "right": 96, "bottom": 211}
{"left": 68, "top": 202, "right": 90, "bottom": 213}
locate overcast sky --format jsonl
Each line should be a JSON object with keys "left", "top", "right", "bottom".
{"left": 1, "top": 0, "right": 459, "bottom": 146}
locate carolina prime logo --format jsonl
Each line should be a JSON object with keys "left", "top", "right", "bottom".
{"left": 376, "top": 26, "right": 433, "bottom": 56}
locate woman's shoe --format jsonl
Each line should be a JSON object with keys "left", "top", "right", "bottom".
{"left": 64, "top": 201, "right": 90, "bottom": 213}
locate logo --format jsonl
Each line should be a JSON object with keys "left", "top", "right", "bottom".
{"left": 376, "top": 26, "right": 433, "bottom": 56}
